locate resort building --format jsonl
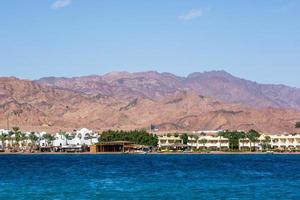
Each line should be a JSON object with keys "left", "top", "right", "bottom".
{"left": 239, "top": 134, "right": 266, "bottom": 150}
{"left": 0, "top": 128, "right": 99, "bottom": 152}
{"left": 52, "top": 128, "right": 98, "bottom": 147}
{"left": 2, "top": 127, "right": 300, "bottom": 152}
{"left": 239, "top": 134, "right": 300, "bottom": 150}
{"left": 188, "top": 135, "right": 229, "bottom": 150}
{"left": 157, "top": 135, "right": 183, "bottom": 149}
{"left": 269, "top": 134, "right": 300, "bottom": 150}
{"left": 157, "top": 133, "right": 229, "bottom": 150}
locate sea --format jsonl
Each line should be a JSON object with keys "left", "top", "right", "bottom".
{"left": 0, "top": 154, "right": 299, "bottom": 199}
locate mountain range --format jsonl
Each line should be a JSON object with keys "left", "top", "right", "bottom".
{"left": 1, "top": 70, "right": 300, "bottom": 134}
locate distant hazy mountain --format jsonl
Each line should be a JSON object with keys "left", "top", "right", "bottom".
{"left": 36, "top": 70, "right": 300, "bottom": 110}
{"left": 1, "top": 73, "right": 300, "bottom": 134}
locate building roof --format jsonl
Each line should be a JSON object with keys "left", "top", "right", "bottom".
{"left": 98, "top": 141, "right": 134, "bottom": 145}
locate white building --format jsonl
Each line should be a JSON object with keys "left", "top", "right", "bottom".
{"left": 239, "top": 134, "right": 300, "bottom": 150}
{"left": 158, "top": 135, "right": 182, "bottom": 148}
{"left": 52, "top": 128, "right": 99, "bottom": 147}
{"left": 270, "top": 134, "right": 300, "bottom": 149}
{"left": 188, "top": 135, "right": 229, "bottom": 150}
{"left": 157, "top": 134, "right": 229, "bottom": 150}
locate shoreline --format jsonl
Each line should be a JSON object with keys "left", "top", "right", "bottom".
{"left": 1, "top": 151, "right": 300, "bottom": 155}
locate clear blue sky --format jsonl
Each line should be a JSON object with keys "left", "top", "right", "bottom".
{"left": 0, "top": 0, "right": 299, "bottom": 86}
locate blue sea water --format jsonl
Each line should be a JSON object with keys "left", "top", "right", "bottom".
{"left": 0, "top": 154, "right": 300, "bottom": 200}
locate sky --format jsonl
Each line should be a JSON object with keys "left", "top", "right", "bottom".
{"left": 0, "top": 0, "right": 300, "bottom": 86}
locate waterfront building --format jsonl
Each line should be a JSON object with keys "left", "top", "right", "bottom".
{"left": 239, "top": 134, "right": 266, "bottom": 150}
{"left": 239, "top": 134, "right": 300, "bottom": 150}
{"left": 188, "top": 135, "right": 229, "bottom": 150}
{"left": 52, "top": 128, "right": 99, "bottom": 147}
{"left": 157, "top": 133, "right": 229, "bottom": 150}
{"left": 270, "top": 134, "right": 300, "bottom": 150}
{"left": 157, "top": 135, "right": 183, "bottom": 149}
{"left": 38, "top": 131, "right": 49, "bottom": 147}
{"left": 90, "top": 141, "right": 147, "bottom": 153}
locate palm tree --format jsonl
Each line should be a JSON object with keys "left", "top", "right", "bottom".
{"left": 247, "top": 129, "right": 260, "bottom": 152}
{"left": 199, "top": 138, "right": 208, "bottom": 150}
{"left": 58, "top": 130, "right": 67, "bottom": 145}
{"left": 11, "top": 127, "right": 21, "bottom": 151}
{"left": 43, "top": 134, "right": 55, "bottom": 147}
{"left": 0, "top": 133, "right": 7, "bottom": 150}
{"left": 261, "top": 136, "right": 271, "bottom": 151}
{"left": 239, "top": 131, "right": 246, "bottom": 150}
{"left": 20, "top": 132, "right": 28, "bottom": 149}
{"left": 28, "top": 132, "right": 39, "bottom": 150}
{"left": 7, "top": 131, "right": 13, "bottom": 149}
{"left": 193, "top": 135, "right": 199, "bottom": 146}
{"left": 180, "top": 133, "right": 188, "bottom": 145}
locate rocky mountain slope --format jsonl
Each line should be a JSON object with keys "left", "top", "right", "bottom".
{"left": 1, "top": 76, "right": 300, "bottom": 134}
{"left": 36, "top": 71, "right": 300, "bottom": 110}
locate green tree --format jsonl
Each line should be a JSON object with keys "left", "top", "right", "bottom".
{"left": 199, "top": 138, "right": 208, "bottom": 149}
{"left": 192, "top": 135, "right": 199, "bottom": 146}
{"left": 0, "top": 133, "right": 8, "bottom": 149}
{"left": 218, "top": 130, "right": 245, "bottom": 150}
{"left": 239, "top": 131, "right": 246, "bottom": 150}
{"left": 261, "top": 136, "right": 271, "bottom": 151}
{"left": 11, "top": 127, "right": 22, "bottom": 150}
{"left": 43, "top": 134, "right": 55, "bottom": 147}
{"left": 7, "top": 130, "right": 14, "bottom": 149}
{"left": 99, "top": 130, "right": 158, "bottom": 146}
{"left": 180, "top": 133, "right": 189, "bottom": 145}
{"left": 28, "top": 132, "right": 39, "bottom": 150}
{"left": 295, "top": 122, "right": 300, "bottom": 128}
{"left": 58, "top": 130, "right": 70, "bottom": 145}
{"left": 246, "top": 129, "right": 261, "bottom": 152}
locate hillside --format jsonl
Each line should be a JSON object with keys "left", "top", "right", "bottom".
{"left": 1, "top": 76, "right": 300, "bottom": 133}
{"left": 36, "top": 71, "right": 300, "bottom": 110}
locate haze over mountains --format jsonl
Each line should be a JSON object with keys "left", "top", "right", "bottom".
{"left": 1, "top": 70, "right": 300, "bottom": 133}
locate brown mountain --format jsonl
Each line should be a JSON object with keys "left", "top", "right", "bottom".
{"left": 36, "top": 70, "right": 300, "bottom": 110}
{"left": 1, "top": 76, "right": 300, "bottom": 134}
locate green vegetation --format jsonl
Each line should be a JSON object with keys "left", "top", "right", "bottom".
{"left": 246, "top": 129, "right": 261, "bottom": 151}
{"left": 28, "top": 132, "right": 39, "bottom": 150}
{"left": 218, "top": 130, "right": 243, "bottom": 150}
{"left": 43, "top": 133, "right": 55, "bottom": 146}
{"left": 198, "top": 138, "right": 208, "bottom": 148}
{"left": 295, "top": 122, "right": 300, "bottom": 128}
{"left": 218, "top": 129, "right": 261, "bottom": 151}
{"left": 261, "top": 135, "right": 271, "bottom": 151}
{"left": 180, "top": 133, "right": 189, "bottom": 145}
{"left": 99, "top": 130, "right": 158, "bottom": 146}
{"left": 0, "top": 133, "right": 7, "bottom": 149}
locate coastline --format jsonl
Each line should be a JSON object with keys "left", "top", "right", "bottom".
{"left": 1, "top": 151, "right": 300, "bottom": 155}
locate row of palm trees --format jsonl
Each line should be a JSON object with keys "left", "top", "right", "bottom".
{"left": 0, "top": 127, "right": 100, "bottom": 152}
{"left": 218, "top": 130, "right": 272, "bottom": 151}
{"left": 177, "top": 130, "right": 270, "bottom": 151}
{"left": 0, "top": 127, "right": 55, "bottom": 152}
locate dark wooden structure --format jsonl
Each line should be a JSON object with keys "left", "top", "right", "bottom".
{"left": 90, "top": 141, "right": 136, "bottom": 153}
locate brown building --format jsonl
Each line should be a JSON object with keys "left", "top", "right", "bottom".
{"left": 90, "top": 141, "right": 146, "bottom": 153}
